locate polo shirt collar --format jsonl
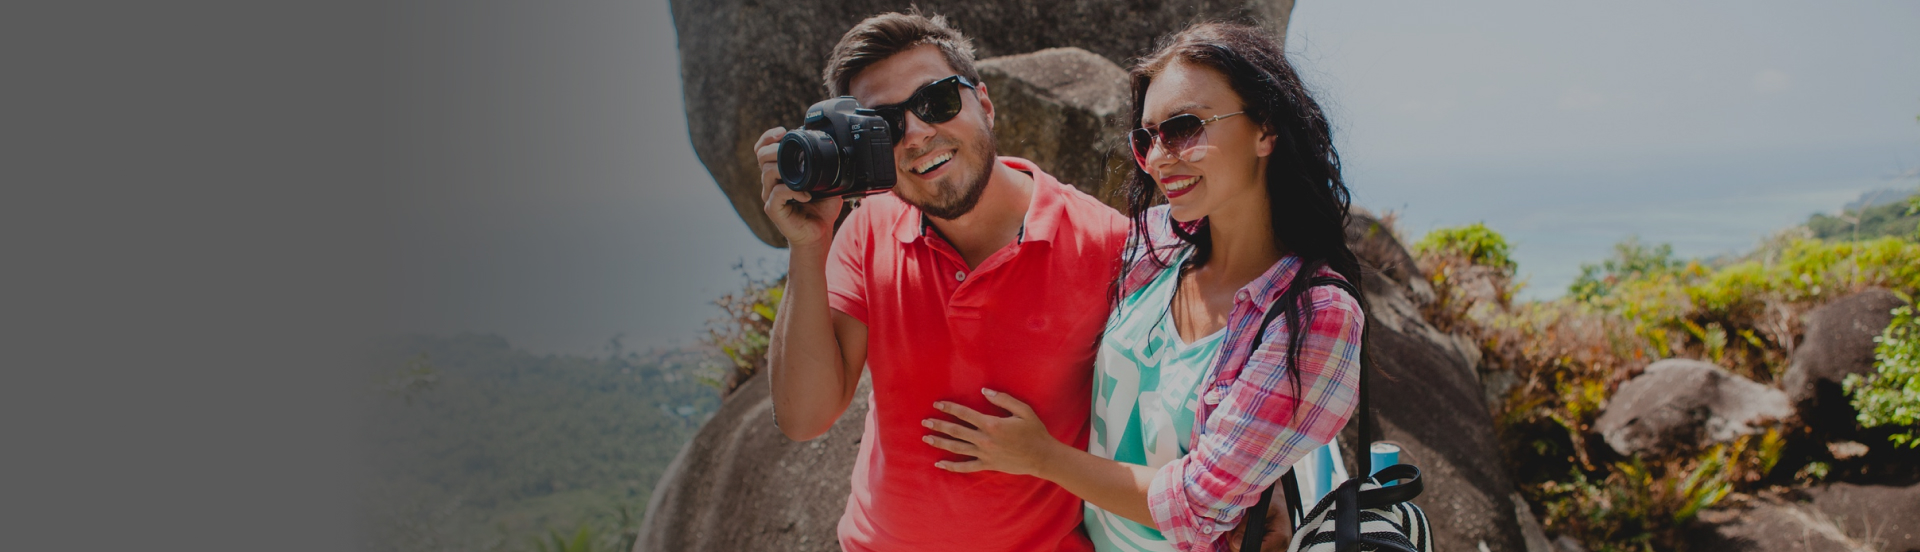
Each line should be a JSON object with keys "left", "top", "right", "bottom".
{"left": 891, "top": 156, "right": 1066, "bottom": 244}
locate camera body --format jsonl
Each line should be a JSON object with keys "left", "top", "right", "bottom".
{"left": 777, "top": 97, "right": 896, "bottom": 199}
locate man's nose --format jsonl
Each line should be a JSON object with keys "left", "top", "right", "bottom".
{"left": 898, "top": 110, "right": 937, "bottom": 150}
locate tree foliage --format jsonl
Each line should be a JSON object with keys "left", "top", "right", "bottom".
{"left": 358, "top": 334, "right": 719, "bottom": 552}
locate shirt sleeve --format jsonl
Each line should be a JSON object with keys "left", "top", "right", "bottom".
{"left": 823, "top": 203, "right": 871, "bottom": 324}
{"left": 1147, "top": 285, "right": 1365, "bottom": 552}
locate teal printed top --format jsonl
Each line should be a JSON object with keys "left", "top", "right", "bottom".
{"left": 1085, "top": 251, "right": 1225, "bottom": 552}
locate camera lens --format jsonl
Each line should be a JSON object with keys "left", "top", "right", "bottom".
{"left": 777, "top": 130, "right": 841, "bottom": 194}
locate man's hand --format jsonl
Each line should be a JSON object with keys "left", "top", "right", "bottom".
{"left": 757, "top": 126, "right": 843, "bottom": 248}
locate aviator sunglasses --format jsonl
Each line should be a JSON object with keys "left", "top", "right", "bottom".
{"left": 1128, "top": 111, "right": 1244, "bottom": 171}
{"left": 872, "top": 75, "right": 977, "bottom": 140}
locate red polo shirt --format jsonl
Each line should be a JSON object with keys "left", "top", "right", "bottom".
{"left": 826, "top": 157, "right": 1127, "bottom": 551}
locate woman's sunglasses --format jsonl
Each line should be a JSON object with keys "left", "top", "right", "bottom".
{"left": 872, "top": 75, "right": 976, "bottom": 140}
{"left": 1128, "top": 111, "right": 1244, "bottom": 171}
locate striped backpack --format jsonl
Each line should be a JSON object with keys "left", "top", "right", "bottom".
{"left": 1237, "top": 276, "right": 1433, "bottom": 552}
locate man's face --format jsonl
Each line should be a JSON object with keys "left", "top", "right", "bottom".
{"left": 848, "top": 44, "right": 997, "bottom": 220}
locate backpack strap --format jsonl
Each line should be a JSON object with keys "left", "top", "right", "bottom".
{"left": 1239, "top": 274, "right": 1368, "bottom": 552}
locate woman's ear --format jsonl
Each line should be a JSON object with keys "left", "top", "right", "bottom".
{"left": 1256, "top": 125, "right": 1277, "bottom": 157}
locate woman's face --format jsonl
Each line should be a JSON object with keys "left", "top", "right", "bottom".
{"left": 1138, "top": 60, "right": 1275, "bottom": 223}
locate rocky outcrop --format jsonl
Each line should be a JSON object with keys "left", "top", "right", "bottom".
{"left": 633, "top": 371, "right": 868, "bottom": 552}
{"left": 1688, "top": 496, "right": 1880, "bottom": 552}
{"left": 1783, "top": 288, "right": 1902, "bottom": 436}
{"left": 668, "top": 0, "right": 1297, "bottom": 246}
{"left": 977, "top": 47, "right": 1133, "bottom": 206}
{"left": 1801, "top": 482, "right": 1920, "bottom": 552}
{"left": 634, "top": 212, "right": 1535, "bottom": 552}
{"left": 1340, "top": 212, "right": 1530, "bottom": 552}
{"left": 1593, "top": 359, "right": 1793, "bottom": 457}
{"left": 1689, "top": 482, "right": 1920, "bottom": 552}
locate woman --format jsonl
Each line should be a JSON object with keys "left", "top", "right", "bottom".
{"left": 919, "top": 22, "right": 1366, "bottom": 552}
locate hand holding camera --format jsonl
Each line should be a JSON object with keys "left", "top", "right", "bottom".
{"left": 758, "top": 127, "right": 840, "bottom": 249}
{"left": 758, "top": 96, "right": 900, "bottom": 248}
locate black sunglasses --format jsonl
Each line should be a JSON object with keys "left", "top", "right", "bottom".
{"left": 871, "top": 75, "right": 977, "bottom": 141}
{"left": 1128, "top": 111, "right": 1244, "bottom": 171}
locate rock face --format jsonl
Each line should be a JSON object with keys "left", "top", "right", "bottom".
{"left": 1593, "top": 359, "right": 1793, "bottom": 457}
{"left": 634, "top": 370, "right": 868, "bottom": 552}
{"left": 635, "top": 212, "right": 1534, "bottom": 552}
{"left": 977, "top": 47, "right": 1133, "bottom": 206}
{"left": 1688, "top": 496, "right": 1881, "bottom": 552}
{"left": 1783, "top": 288, "right": 1902, "bottom": 436}
{"left": 1688, "top": 482, "right": 1920, "bottom": 552}
{"left": 1801, "top": 482, "right": 1920, "bottom": 552}
{"left": 1341, "top": 212, "right": 1530, "bottom": 552}
{"left": 668, "top": 0, "right": 1297, "bottom": 247}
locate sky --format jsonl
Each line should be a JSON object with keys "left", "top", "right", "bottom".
{"left": 376, "top": 0, "right": 1920, "bottom": 356}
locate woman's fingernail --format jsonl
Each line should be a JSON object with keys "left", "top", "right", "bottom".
{"left": 922, "top": 419, "right": 932, "bottom": 428}
{"left": 923, "top": 436, "right": 932, "bottom": 443}
{"left": 983, "top": 388, "right": 997, "bottom": 397}
{"left": 933, "top": 402, "right": 946, "bottom": 410}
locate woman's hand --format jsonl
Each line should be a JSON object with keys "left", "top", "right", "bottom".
{"left": 922, "top": 389, "right": 1065, "bottom": 477}
{"left": 1224, "top": 505, "right": 1292, "bottom": 552}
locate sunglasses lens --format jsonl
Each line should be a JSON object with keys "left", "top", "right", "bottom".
{"left": 1130, "top": 128, "right": 1155, "bottom": 170}
{"left": 1159, "top": 115, "right": 1206, "bottom": 153}
{"left": 876, "top": 107, "right": 906, "bottom": 139}
{"left": 914, "top": 78, "right": 965, "bottom": 124}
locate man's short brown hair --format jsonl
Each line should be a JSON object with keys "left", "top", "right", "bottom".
{"left": 822, "top": 10, "right": 980, "bottom": 97}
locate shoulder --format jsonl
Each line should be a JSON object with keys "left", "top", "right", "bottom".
{"left": 1024, "top": 161, "right": 1125, "bottom": 235}
{"left": 1302, "top": 270, "right": 1365, "bottom": 326}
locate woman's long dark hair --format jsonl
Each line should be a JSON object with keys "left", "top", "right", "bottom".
{"left": 1120, "top": 22, "right": 1365, "bottom": 397}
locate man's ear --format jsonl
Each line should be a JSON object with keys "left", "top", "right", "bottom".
{"left": 974, "top": 80, "right": 994, "bottom": 131}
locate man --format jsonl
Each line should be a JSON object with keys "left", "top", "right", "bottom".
{"left": 755, "top": 10, "right": 1127, "bottom": 552}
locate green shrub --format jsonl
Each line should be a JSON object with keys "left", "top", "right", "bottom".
{"left": 1413, "top": 222, "right": 1516, "bottom": 272}
{"left": 702, "top": 264, "right": 787, "bottom": 393}
{"left": 1844, "top": 295, "right": 1920, "bottom": 448}
{"left": 1569, "top": 237, "right": 1685, "bottom": 301}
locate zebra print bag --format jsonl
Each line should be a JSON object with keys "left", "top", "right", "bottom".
{"left": 1285, "top": 464, "right": 1432, "bottom": 552}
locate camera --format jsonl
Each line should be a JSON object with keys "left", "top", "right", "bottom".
{"left": 777, "top": 97, "right": 896, "bottom": 199}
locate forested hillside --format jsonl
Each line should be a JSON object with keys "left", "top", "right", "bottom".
{"left": 357, "top": 333, "right": 721, "bottom": 552}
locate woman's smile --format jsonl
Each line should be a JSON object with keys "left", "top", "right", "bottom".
{"left": 1161, "top": 174, "right": 1201, "bottom": 199}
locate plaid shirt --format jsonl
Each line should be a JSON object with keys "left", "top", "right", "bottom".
{"left": 1119, "top": 206, "right": 1363, "bottom": 552}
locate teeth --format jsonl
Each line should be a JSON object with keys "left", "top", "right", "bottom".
{"left": 1163, "top": 176, "right": 1199, "bottom": 192}
{"left": 913, "top": 151, "right": 954, "bottom": 175}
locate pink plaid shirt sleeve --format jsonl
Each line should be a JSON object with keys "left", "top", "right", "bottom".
{"left": 1124, "top": 207, "right": 1365, "bottom": 552}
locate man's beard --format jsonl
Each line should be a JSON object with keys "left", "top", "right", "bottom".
{"left": 903, "top": 130, "right": 996, "bottom": 220}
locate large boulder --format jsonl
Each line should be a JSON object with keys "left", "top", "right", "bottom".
{"left": 1783, "top": 288, "right": 1903, "bottom": 436}
{"left": 634, "top": 213, "right": 1536, "bottom": 552}
{"left": 668, "top": 0, "right": 1297, "bottom": 246}
{"left": 1593, "top": 359, "right": 1793, "bottom": 457}
{"left": 976, "top": 47, "right": 1133, "bottom": 205}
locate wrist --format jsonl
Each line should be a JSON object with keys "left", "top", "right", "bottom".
{"left": 787, "top": 239, "right": 832, "bottom": 263}
{"left": 1033, "top": 438, "right": 1074, "bottom": 481}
